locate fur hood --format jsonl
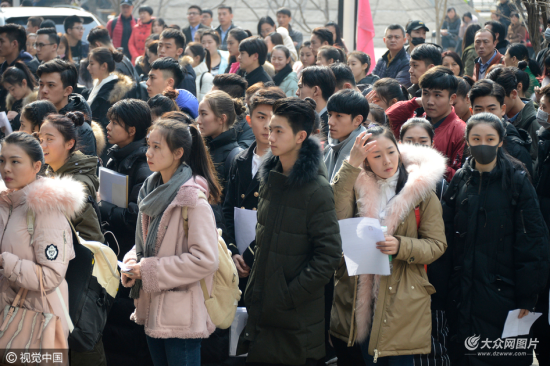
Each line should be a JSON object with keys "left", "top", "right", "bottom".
{"left": 91, "top": 120, "right": 106, "bottom": 157}
{"left": 0, "top": 176, "right": 86, "bottom": 219}
{"left": 107, "top": 73, "right": 135, "bottom": 104}
{"left": 354, "top": 143, "right": 447, "bottom": 235}
{"left": 5, "top": 90, "right": 38, "bottom": 111}
{"left": 259, "top": 137, "right": 324, "bottom": 188}
{"left": 179, "top": 55, "right": 194, "bottom": 69}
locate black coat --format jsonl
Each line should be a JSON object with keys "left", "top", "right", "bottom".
{"left": 222, "top": 141, "right": 260, "bottom": 256}
{"left": 234, "top": 115, "right": 255, "bottom": 149}
{"left": 242, "top": 66, "right": 273, "bottom": 87}
{"left": 237, "top": 137, "right": 342, "bottom": 364}
{"left": 503, "top": 120, "right": 533, "bottom": 177}
{"left": 59, "top": 93, "right": 97, "bottom": 157}
{"left": 204, "top": 129, "right": 242, "bottom": 189}
{"left": 182, "top": 23, "right": 208, "bottom": 45}
{"left": 100, "top": 139, "right": 153, "bottom": 366}
{"left": 443, "top": 159, "right": 550, "bottom": 365}
{"left": 177, "top": 62, "right": 197, "bottom": 97}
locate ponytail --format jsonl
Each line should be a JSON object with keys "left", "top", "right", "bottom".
{"left": 188, "top": 125, "right": 222, "bottom": 203}
{"left": 1, "top": 61, "right": 37, "bottom": 89}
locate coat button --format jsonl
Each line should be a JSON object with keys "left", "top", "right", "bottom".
{"left": 388, "top": 286, "right": 392, "bottom": 290}
{"left": 241, "top": 194, "right": 245, "bottom": 199}
{"left": 254, "top": 192, "right": 259, "bottom": 197}
{"left": 384, "top": 319, "right": 387, "bottom": 323}
{"left": 411, "top": 286, "right": 415, "bottom": 289}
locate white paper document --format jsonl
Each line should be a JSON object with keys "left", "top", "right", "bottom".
{"left": 502, "top": 309, "right": 542, "bottom": 338}
{"left": 0, "top": 112, "right": 13, "bottom": 135}
{"left": 99, "top": 167, "right": 129, "bottom": 208}
{"left": 234, "top": 208, "right": 257, "bottom": 254}
{"left": 117, "top": 261, "right": 130, "bottom": 272}
{"left": 339, "top": 217, "right": 390, "bottom": 276}
{"left": 229, "top": 307, "right": 248, "bottom": 357}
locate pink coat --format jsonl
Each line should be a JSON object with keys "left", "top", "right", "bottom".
{"left": 0, "top": 176, "right": 86, "bottom": 339}
{"left": 122, "top": 176, "right": 219, "bottom": 339}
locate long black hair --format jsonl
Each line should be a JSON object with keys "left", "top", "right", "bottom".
{"left": 1, "top": 61, "right": 37, "bottom": 90}
{"left": 325, "top": 21, "right": 348, "bottom": 53}
{"left": 462, "top": 23, "right": 481, "bottom": 53}
{"left": 465, "top": 112, "right": 529, "bottom": 189}
{"left": 225, "top": 28, "right": 249, "bottom": 72}
{"left": 507, "top": 43, "right": 542, "bottom": 77}
{"left": 364, "top": 125, "right": 408, "bottom": 194}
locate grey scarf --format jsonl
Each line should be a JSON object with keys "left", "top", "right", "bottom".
{"left": 130, "top": 164, "right": 193, "bottom": 299}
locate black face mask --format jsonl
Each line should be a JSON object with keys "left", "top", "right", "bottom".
{"left": 469, "top": 144, "right": 499, "bottom": 165}
{"left": 411, "top": 37, "right": 425, "bottom": 46}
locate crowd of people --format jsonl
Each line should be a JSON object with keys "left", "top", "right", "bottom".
{"left": 0, "top": 1, "right": 549, "bottom": 366}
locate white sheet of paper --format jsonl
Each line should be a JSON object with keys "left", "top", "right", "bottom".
{"left": 339, "top": 217, "right": 390, "bottom": 276}
{"left": 99, "top": 167, "right": 129, "bottom": 208}
{"left": 229, "top": 307, "right": 248, "bottom": 357}
{"left": 117, "top": 260, "right": 130, "bottom": 272}
{"left": 502, "top": 309, "right": 542, "bottom": 338}
{"left": 234, "top": 208, "right": 258, "bottom": 254}
{"left": 0, "top": 112, "right": 12, "bottom": 135}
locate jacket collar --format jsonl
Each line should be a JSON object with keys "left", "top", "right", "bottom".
{"left": 0, "top": 176, "right": 86, "bottom": 219}
{"left": 354, "top": 143, "right": 447, "bottom": 235}
{"left": 204, "top": 129, "right": 238, "bottom": 151}
{"left": 260, "top": 137, "right": 324, "bottom": 188}
{"left": 382, "top": 47, "right": 407, "bottom": 64}
{"left": 108, "top": 139, "right": 147, "bottom": 169}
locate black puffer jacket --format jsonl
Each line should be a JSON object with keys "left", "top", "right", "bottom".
{"left": 443, "top": 158, "right": 549, "bottom": 365}
{"left": 503, "top": 120, "right": 533, "bottom": 177}
{"left": 204, "top": 129, "right": 241, "bottom": 189}
{"left": 99, "top": 139, "right": 154, "bottom": 366}
{"left": 59, "top": 93, "right": 97, "bottom": 157}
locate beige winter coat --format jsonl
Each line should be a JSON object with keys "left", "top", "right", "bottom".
{"left": 330, "top": 144, "right": 447, "bottom": 360}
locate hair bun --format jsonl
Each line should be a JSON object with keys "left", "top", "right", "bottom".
{"left": 517, "top": 60, "right": 528, "bottom": 70}
{"left": 65, "top": 111, "right": 85, "bottom": 127}
{"left": 303, "top": 97, "right": 317, "bottom": 110}
{"left": 163, "top": 87, "right": 179, "bottom": 100}
{"left": 112, "top": 50, "right": 124, "bottom": 63}
{"left": 233, "top": 98, "right": 246, "bottom": 116}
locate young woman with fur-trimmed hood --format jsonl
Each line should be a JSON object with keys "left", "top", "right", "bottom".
{"left": 0, "top": 132, "right": 86, "bottom": 340}
{"left": 329, "top": 126, "right": 447, "bottom": 364}
{"left": 82, "top": 47, "right": 141, "bottom": 163}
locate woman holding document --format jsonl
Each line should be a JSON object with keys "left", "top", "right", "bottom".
{"left": 442, "top": 113, "right": 549, "bottom": 366}
{"left": 98, "top": 99, "right": 155, "bottom": 366}
{"left": 121, "top": 118, "right": 222, "bottom": 366}
{"left": 329, "top": 126, "right": 447, "bottom": 365}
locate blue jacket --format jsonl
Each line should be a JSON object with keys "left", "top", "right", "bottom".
{"left": 372, "top": 47, "right": 411, "bottom": 87}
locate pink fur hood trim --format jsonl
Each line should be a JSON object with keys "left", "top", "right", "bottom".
{"left": 0, "top": 176, "right": 86, "bottom": 219}
{"left": 353, "top": 143, "right": 446, "bottom": 343}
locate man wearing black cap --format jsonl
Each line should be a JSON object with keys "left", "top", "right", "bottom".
{"left": 107, "top": 0, "right": 137, "bottom": 59}
{"left": 406, "top": 20, "right": 429, "bottom": 55}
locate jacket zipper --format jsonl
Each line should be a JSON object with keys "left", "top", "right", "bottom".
{"left": 520, "top": 210, "right": 526, "bottom": 234}
{"left": 372, "top": 280, "right": 389, "bottom": 363}
{"left": 478, "top": 175, "right": 483, "bottom": 194}
{"left": 374, "top": 349, "right": 379, "bottom": 363}
{"left": 0, "top": 206, "right": 13, "bottom": 243}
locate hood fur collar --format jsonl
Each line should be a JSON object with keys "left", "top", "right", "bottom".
{"left": 354, "top": 143, "right": 447, "bottom": 235}
{"left": 179, "top": 55, "right": 194, "bottom": 68}
{"left": 259, "top": 137, "right": 323, "bottom": 188}
{"left": 107, "top": 73, "right": 134, "bottom": 104}
{"left": 91, "top": 121, "right": 106, "bottom": 157}
{"left": 6, "top": 90, "right": 38, "bottom": 111}
{"left": 0, "top": 176, "right": 86, "bottom": 219}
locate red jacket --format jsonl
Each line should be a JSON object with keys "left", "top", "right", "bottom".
{"left": 106, "top": 15, "right": 136, "bottom": 50}
{"left": 386, "top": 99, "right": 466, "bottom": 180}
{"left": 128, "top": 19, "right": 153, "bottom": 64}
{"left": 473, "top": 50, "right": 503, "bottom": 81}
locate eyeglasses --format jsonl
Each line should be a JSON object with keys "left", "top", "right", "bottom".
{"left": 33, "top": 43, "right": 54, "bottom": 49}
{"left": 71, "top": 27, "right": 84, "bottom": 31}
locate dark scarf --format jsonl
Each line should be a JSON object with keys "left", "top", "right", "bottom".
{"left": 272, "top": 64, "right": 293, "bottom": 86}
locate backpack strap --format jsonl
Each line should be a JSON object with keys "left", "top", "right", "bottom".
{"left": 110, "top": 17, "right": 118, "bottom": 35}
{"left": 199, "top": 72, "right": 206, "bottom": 91}
{"left": 181, "top": 191, "right": 213, "bottom": 302}
{"left": 27, "top": 209, "right": 35, "bottom": 245}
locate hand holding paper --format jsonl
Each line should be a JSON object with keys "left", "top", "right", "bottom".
{"left": 502, "top": 309, "right": 542, "bottom": 338}
{"left": 339, "top": 217, "right": 390, "bottom": 276}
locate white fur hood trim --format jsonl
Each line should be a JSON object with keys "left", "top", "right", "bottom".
{"left": 22, "top": 176, "right": 86, "bottom": 219}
